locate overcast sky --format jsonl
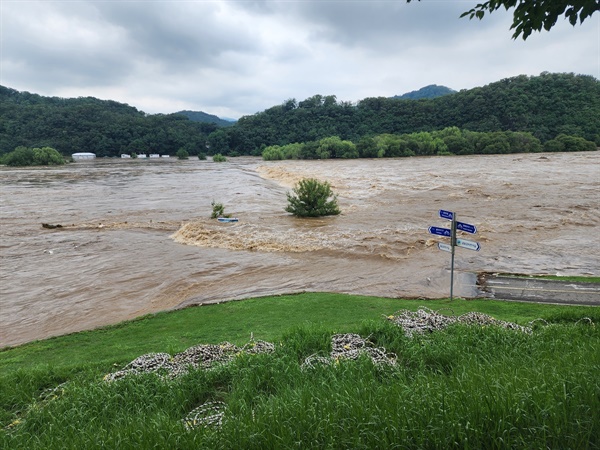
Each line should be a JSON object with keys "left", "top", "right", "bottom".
{"left": 2, "top": 1, "right": 598, "bottom": 119}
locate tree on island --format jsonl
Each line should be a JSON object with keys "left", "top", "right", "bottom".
{"left": 286, "top": 178, "right": 341, "bottom": 218}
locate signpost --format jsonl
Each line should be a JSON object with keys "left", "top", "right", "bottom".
{"left": 430, "top": 210, "right": 481, "bottom": 300}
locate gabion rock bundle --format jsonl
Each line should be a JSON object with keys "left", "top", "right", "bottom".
{"left": 182, "top": 401, "right": 226, "bottom": 431}
{"left": 103, "top": 338, "right": 275, "bottom": 382}
{"left": 302, "top": 333, "right": 396, "bottom": 369}
{"left": 386, "top": 307, "right": 532, "bottom": 337}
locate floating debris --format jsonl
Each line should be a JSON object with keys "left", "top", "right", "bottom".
{"left": 42, "top": 223, "right": 62, "bottom": 229}
{"left": 386, "top": 307, "right": 532, "bottom": 337}
{"left": 302, "top": 333, "right": 396, "bottom": 369}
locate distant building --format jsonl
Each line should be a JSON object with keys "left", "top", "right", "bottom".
{"left": 137, "top": 154, "right": 147, "bottom": 158}
{"left": 72, "top": 152, "right": 96, "bottom": 160}
{"left": 149, "top": 154, "right": 160, "bottom": 158}
{"left": 121, "top": 154, "right": 131, "bottom": 159}
{"left": 161, "top": 155, "right": 170, "bottom": 158}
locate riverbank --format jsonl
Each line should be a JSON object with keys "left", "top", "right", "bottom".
{"left": 1, "top": 293, "right": 598, "bottom": 448}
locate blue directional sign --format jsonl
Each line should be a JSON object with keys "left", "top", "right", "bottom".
{"left": 428, "top": 226, "right": 451, "bottom": 237}
{"left": 456, "top": 221, "right": 477, "bottom": 234}
{"left": 439, "top": 209, "right": 454, "bottom": 220}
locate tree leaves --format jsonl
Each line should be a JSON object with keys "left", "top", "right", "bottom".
{"left": 458, "top": 0, "right": 598, "bottom": 40}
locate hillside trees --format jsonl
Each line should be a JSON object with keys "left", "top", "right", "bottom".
{"left": 0, "top": 86, "right": 216, "bottom": 157}
{"left": 1, "top": 73, "right": 598, "bottom": 158}
{"left": 214, "top": 73, "right": 599, "bottom": 155}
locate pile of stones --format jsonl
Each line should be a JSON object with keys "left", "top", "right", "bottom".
{"left": 103, "top": 339, "right": 275, "bottom": 382}
{"left": 302, "top": 333, "right": 397, "bottom": 369}
{"left": 386, "top": 307, "right": 532, "bottom": 337}
{"left": 182, "top": 401, "right": 226, "bottom": 431}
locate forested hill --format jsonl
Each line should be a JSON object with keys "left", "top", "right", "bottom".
{"left": 175, "top": 110, "right": 235, "bottom": 127}
{"left": 1, "top": 72, "right": 598, "bottom": 158}
{"left": 392, "top": 84, "right": 456, "bottom": 100}
{"left": 0, "top": 86, "right": 221, "bottom": 157}
{"left": 207, "top": 72, "right": 599, "bottom": 155}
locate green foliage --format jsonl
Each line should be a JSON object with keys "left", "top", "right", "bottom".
{"left": 457, "top": 0, "right": 598, "bottom": 40}
{"left": 212, "top": 153, "right": 227, "bottom": 162}
{"left": 197, "top": 73, "right": 599, "bottom": 155}
{"left": 262, "top": 145, "right": 284, "bottom": 160}
{"left": 2, "top": 74, "right": 598, "bottom": 159}
{"left": 197, "top": 152, "right": 207, "bottom": 160}
{"left": 0, "top": 86, "right": 217, "bottom": 157}
{"left": 316, "top": 136, "right": 358, "bottom": 159}
{"left": 175, "top": 148, "right": 189, "bottom": 160}
{"left": 175, "top": 110, "right": 233, "bottom": 128}
{"left": 2, "top": 146, "right": 65, "bottom": 166}
{"left": 210, "top": 200, "right": 230, "bottom": 219}
{"left": 393, "top": 84, "right": 456, "bottom": 99}
{"left": 285, "top": 178, "right": 340, "bottom": 217}
{"left": 544, "top": 134, "right": 597, "bottom": 152}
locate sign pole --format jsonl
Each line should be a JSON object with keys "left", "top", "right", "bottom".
{"left": 450, "top": 215, "right": 457, "bottom": 301}
{"left": 432, "top": 209, "right": 480, "bottom": 301}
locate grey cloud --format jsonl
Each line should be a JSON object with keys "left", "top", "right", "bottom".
{"left": 1, "top": 0, "right": 597, "bottom": 119}
{"left": 2, "top": 1, "right": 135, "bottom": 90}
{"left": 91, "top": 2, "right": 262, "bottom": 72}
{"left": 267, "top": 1, "right": 510, "bottom": 49}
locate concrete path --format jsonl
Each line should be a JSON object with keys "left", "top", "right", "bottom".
{"left": 478, "top": 274, "right": 600, "bottom": 306}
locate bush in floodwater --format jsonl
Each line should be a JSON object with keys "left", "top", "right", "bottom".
{"left": 212, "top": 153, "right": 227, "bottom": 162}
{"left": 285, "top": 178, "right": 340, "bottom": 217}
{"left": 176, "top": 148, "right": 189, "bottom": 160}
{"left": 211, "top": 200, "right": 231, "bottom": 219}
{"left": 2, "top": 146, "right": 65, "bottom": 166}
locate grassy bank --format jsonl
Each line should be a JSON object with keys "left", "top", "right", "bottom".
{"left": 1, "top": 293, "right": 599, "bottom": 449}
{"left": 505, "top": 274, "right": 600, "bottom": 283}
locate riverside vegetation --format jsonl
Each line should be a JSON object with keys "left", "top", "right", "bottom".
{"left": 1, "top": 293, "right": 598, "bottom": 449}
{"left": 1, "top": 73, "right": 598, "bottom": 159}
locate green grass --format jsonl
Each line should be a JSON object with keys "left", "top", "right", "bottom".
{"left": 1, "top": 293, "right": 599, "bottom": 449}
{"left": 3, "top": 293, "right": 596, "bottom": 374}
{"left": 512, "top": 274, "right": 600, "bottom": 283}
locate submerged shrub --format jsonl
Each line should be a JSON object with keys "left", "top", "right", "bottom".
{"left": 285, "top": 178, "right": 340, "bottom": 217}
{"left": 210, "top": 200, "right": 229, "bottom": 219}
{"left": 262, "top": 146, "right": 284, "bottom": 161}
{"left": 3, "top": 146, "right": 65, "bottom": 166}
{"left": 176, "top": 148, "right": 189, "bottom": 160}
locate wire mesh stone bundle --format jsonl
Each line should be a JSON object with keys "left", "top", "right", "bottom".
{"left": 182, "top": 401, "right": 226, "bottom": 431}
{"left": 103, "top": 338, "right": 275, "bottom": 382}
{"left": 303, "top": 333, "right": 397, "bottom": 369}
{"left": 386, "top": 307, "right": 532, "bottom": 337}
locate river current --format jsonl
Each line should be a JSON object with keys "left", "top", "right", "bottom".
{"left": 1, "top": 152, "right": 598, "bottom": 347}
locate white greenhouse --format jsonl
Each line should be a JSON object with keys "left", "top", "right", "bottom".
{"left": 72, "top": 152, "right": 96, "bottom": 160}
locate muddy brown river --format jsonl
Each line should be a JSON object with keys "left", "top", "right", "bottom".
{"left": 1, "top": 152, "right": 598, "bottom": 347}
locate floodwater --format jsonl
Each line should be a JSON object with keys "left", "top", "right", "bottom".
{"left": 1, "top": 152, "right": 598, "bottom": 347}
